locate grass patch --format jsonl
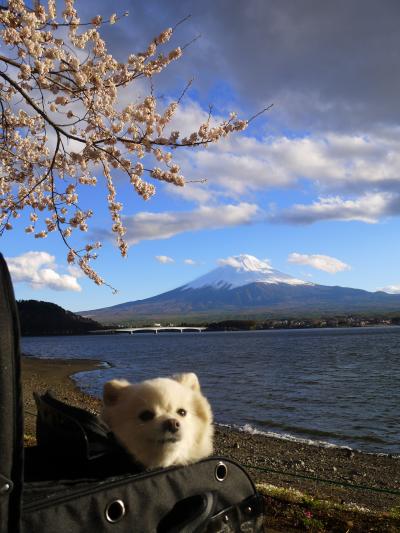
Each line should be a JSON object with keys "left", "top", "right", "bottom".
{"left": 257, "top": 482, "right": 400, "bottom": 532}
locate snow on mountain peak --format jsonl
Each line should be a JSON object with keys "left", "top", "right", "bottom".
{"left": 217, "top": 254, "right": 273, "bottom": 272}
{"left": 185, "top": 254, "right": 312, "bottom": 290}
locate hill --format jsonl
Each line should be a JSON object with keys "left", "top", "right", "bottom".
{"left": 17, "top": 300, "right": 103, "bottom": 336}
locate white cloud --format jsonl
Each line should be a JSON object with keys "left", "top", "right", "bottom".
{"left": 155, "top": 255, "right": 174, "bottom": 264}
{"left": 379, "top": 284, "right": 400, "bottom": 294}
{"left": 78, "top": 97, "right": 400, "bottom": 239}
{"left": 166, "top": 99, "right": 214, "bottom": 139}
{"left": 217, "top": 257, "right": 243, "bottom": 268}
{"left": 217, "top": 256, "right": 273, "bottom": 270}
{"left": 288, "top": 252, "right": 351, "bottom": 273}
{"left": 172, "top": 134, "right": 295, "bottom": 203}
{"left": 67, "top": 265, "right": 84, "bottom": 278}
{"left": 123, "top": 202, "right": 260, "bottom": 245}
{"left": 164, "top": 104, "right": 400, "bottom": 227}
{"left": 6, "top": 251, "right": 82, "bottom": 292}
{"left": 184, "top": 259, "right": 197, "bottom": 265}
{"left": 169, "top": 119, "right": 400, "bottom": 202}
{"left": 271, "top": 192, "right": 399, "bottom": 225}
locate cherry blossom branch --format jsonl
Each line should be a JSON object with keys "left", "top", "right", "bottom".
{"left": 0, "top": 0, "right": 270, "bottom": 291}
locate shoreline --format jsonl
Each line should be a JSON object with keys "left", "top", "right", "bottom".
{"left": 219, "top": 423, "right": 400, "bottom": 459}
{"left": 21, "top": 355, "right": 400, "bottom": 518}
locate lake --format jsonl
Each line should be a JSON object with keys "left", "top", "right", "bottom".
{"left": 21, "top": 327, "right": 400, "bottom": 455}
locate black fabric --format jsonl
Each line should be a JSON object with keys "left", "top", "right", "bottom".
{"left": 0, "top": 253, "right": 23, "bottom": 533}
{"left": 29, "top": 391, "right": 142, "bottom": 481}
{"left": 22, "top": 457, "right": 263, "bottom": 533}
{"left": 34, "top": 390, "right": 117, "bottom": 460}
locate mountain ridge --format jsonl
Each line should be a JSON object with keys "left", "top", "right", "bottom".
{"left": 79, "top": 255, "right": 400, "bottom": 324}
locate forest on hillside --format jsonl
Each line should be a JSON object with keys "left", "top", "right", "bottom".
{"left": 17, "top": 300, "right": 103, "bottom": 336}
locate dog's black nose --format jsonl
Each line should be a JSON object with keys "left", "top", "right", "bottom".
{"left": 163, "top": 418, "right": 180, "bottom": 433}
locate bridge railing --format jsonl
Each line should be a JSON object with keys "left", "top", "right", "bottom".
{"left": 89, "top": 326, "right": 206, "bottom": 334}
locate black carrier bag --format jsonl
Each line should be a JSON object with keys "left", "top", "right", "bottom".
{"left": 0, "top": 253, "right": 265, "bottom": 533}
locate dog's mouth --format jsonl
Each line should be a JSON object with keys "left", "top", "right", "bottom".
{"left": 156, "top": 436, "right": 181, "bottom": 445}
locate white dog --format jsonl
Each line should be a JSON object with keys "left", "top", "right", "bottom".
{"left": 102, "top": 372, "right": 214, "bottom": 469}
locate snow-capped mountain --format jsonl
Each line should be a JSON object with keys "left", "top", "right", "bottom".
{"left": 80, "top": 254, "right": 400, "bottom": 324}
{"left": 184, "top": 254, "right": 311, "bottom": 289}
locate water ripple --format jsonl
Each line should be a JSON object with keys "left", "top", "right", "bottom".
{"left": 22, "top": 327, "right": 400, "bottom": 454}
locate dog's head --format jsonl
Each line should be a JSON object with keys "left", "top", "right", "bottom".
{"left": 102, "top": 373, "right": 213, "bottom": 469}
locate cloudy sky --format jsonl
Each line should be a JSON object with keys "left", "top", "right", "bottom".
{"left": 4, "top": 0, "right": 400, "bottom": 311}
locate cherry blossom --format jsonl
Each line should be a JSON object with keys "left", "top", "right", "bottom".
{"left": 0, "top": 0, "right": 266, "bottom": 290}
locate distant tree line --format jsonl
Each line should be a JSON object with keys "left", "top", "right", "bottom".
{"left": 17, "top": 300, "right": 103, "bottom": 336}
{"left": 206, "top": 320, "right": 258, "bottom": 331}
{"left": 205, "top": 316, "right": 400, "bottom": 331}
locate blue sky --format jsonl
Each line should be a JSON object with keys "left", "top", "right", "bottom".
{"left": 3, "top": 0, "right": 400, "bottom": 311}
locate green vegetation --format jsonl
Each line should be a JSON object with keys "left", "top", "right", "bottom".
{"left": 205, "top": 316, "right": 399, "bottom": 331}
{"left": 206, "top": 319, "right": 258, "bottom": 331}
{"left": 257, "top": 483, "right": 400, "bottom": 532}
{"left": 103, "top": 313, "right": 400, "bottom": 329}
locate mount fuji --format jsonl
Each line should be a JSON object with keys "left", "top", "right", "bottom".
{"left": 184, "top": 255, "right": 311, "bottom": 290}
{"left": 80, "top": 254, "right": 400, "bottom": 324}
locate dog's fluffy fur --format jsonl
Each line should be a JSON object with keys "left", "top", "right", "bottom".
{"left": 102, "top": 372, "right": 213, "bottom": 469}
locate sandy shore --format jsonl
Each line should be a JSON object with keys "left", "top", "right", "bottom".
{"left": 21, "top": 355, "right": 400, "bottom": 516}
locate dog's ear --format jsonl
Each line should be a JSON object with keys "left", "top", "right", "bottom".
{"left": 172, "top": 372, "right": 201, "bottom": 391}
{"left": 103, "top": 379, "right": 130, "bottom": 406}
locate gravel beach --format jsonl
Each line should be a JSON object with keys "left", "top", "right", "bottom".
{"left": 21, "top": 356, "right": 400, "bottom": 522}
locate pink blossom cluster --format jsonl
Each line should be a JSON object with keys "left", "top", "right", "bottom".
{"left": 0, "top": 0, "right": 250, "bottom": 288}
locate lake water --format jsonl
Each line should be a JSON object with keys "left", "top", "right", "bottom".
{"left": 21, "top": 327, "right": 400, "bottom": 455}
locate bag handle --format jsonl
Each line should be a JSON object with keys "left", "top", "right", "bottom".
{"left": 157, "top": 491, "right": 216, "bottom": 533}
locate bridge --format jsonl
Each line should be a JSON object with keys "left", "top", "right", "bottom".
{"left": 90, "top": 326, "right": 206, "bottom": 335}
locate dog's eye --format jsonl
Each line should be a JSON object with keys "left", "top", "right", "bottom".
{"left": 177, "top": 408, "right": 187, "bottom": 417}
{"left": 139, "top": 410, "right": 155, "bottom": 421}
